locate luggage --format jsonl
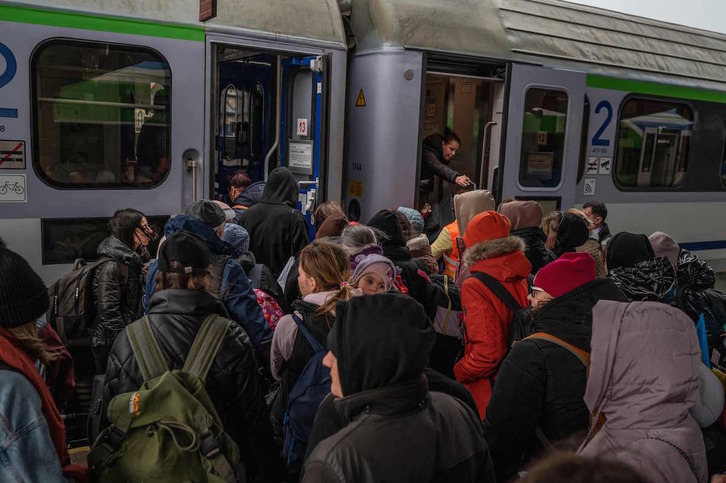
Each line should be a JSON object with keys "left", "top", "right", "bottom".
{"left": 426, "top": 274, "right": 464, "bottom": 378}
{"left": 88, "top": 315, "right": 240, "bottom": 483}
{"left": 283, "top": 314, "right": 331, "bottom": 474}
{"left": 46, "top": 258, "right": 127, "bottom": 346}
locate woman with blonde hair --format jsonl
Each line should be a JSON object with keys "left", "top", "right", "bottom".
{"left": 0, "top": 240, "right": 88, "bottom": 481}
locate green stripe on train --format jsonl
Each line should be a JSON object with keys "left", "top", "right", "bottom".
{"left": 0, "top": 4, "right": 204, "bottom": 42}
{"left": 587, "top": 75, "right": 726, "bottom": 104}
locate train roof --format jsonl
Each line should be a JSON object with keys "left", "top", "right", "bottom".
{"left": 351, "top": 0, "right": 726, "bottom": 92}
{"left": 5, "top": 0, "right": 347, "bottom": 48}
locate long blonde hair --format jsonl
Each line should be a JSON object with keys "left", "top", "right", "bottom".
{"left": 299, "top": 241, "right": 353, "bottom": 316}
{"left": 9, "top": 321, "right": 60, "bottom": 365}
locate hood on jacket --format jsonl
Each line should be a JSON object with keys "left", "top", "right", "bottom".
{"left": 328, "top": 293, "right": 434, "bottom": 396}
{"left": 164, "top": 215, "right": 233, "bottom": 257}
{"left": 606, "top": 232, "right": 655, "bottom": 271}
{"left": 454, "top": 190, "right": 495, "bottom": 236}
{"left": 463, "top": 235, "right": 526, "bottom": 268}
{"left": 97, "top": 235, "right": 143, "bottom": 267}
{"left": 422, "top": 133, "right": 445, "bottom": 159}
{"left": 261, "top": 167, "right": 298, "bottom": 207}
{"left": 649, "top": 231, "right": 680, "bottom": 269}
{"left": 585, "top": 300, "right": 700, "bottom": 429}
{"left": 497, "top": 200, "right": 543, "bottom": 232}
{"left": 233, "top": 180, "right": 265, "bottom": 208}
{"left": 554, "top": 213, "right": 590, "bottom": 257}
{"left": 315, "top": 213, "right": 349, "bottom": 240}
{"left": 368, "top": 210, "right": 407, "bottom": 248}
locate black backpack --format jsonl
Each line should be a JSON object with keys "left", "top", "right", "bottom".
{"left": 47, "top": 258, "right": 127, "bottom": 347}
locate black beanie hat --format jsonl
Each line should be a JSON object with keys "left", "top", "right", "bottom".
{"left": 158, "top": 231, "right": 211, "bottom": 274}
{"left": 606, "top": 232, "right": 656, "bottom": 271}
{"left": 0, "top": 242, "right": 49, "bottom": 328}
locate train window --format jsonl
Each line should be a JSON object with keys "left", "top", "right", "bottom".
{"left": 32, "top": 40, "right": 171, "bottom": 189}
{"left": 519, "top": 88, "right": 569, "bottom": 188}
{"left": 615, "top": 98, "right": 692, "bottom": 189}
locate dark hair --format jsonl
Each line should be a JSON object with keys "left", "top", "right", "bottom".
{"left": 228, "top": 171, "right": 252, "bottom": 189}
{"left": 520, "top": 452, "right": 647, "bottom": 483}
{"left": 443, "top": 130, "right": 461, "bottom": 145}
{"left": 393, "top": 210, "right": 413, "bottom": 241}
{"left": 108, "top": 208, "right": 146, "bottom": 250}
{"left": 155, "top": 261, "right": 211, "bottom": 291}
{"left": 583, "top": 201, "right": 607, "bottom": 222}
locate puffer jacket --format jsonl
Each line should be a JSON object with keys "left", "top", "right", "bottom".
{"left": 454, "top": 236, "right": 531, "bottom": 417}
{"left": 301, "top": 293, "right": 494, "bottom": 483}
{"left": 104, "top": 289, "right": 280, "bottom": 482}
{"left": 578, "top": 301, "right": 708, "bottom": 483}
{"left": 145, "top": 215, "right": 270, "bottom": 350}
{"left": 484, "top": 279, "right": 627, "bottom": 481}
{"left": 420, "top": 133, "right": 460, "bottom": 189}
{"left": 91, "top": 235, "right": 144, "bottom": 347}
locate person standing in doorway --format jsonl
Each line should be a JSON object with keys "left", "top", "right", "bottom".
{"left": 420, "top": 131, "right": 471, "bottom": 200}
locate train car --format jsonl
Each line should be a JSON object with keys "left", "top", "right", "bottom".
{"left": 0, "top": 0, "right": 348, "bottom": 283}
{"left": 343, "top": 0, "right": 726, "bottom": 272}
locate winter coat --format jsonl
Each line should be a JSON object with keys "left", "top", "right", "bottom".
{"left": 406, "top": 234, "right": 439, "bottom": 274}
{"left": 512, "top": 226, "right": 556, "bottom": 275}
{"left": 454, "top": 236, "right": 531, "bottom": 417}
{"left": 0, "top": 328, "right": 88, "bottom": 483}
{"left": 676, "top": 250, "right": 726, "bottom": 344}
{"left": 577, "top": 237, "right": 606, "bottom": 278}
{"left": 596, "top": 222, "right": 612, "bottom": 249}
{"left": 484, "top": 279, "right": 627, "bottom": 481}
{"left": 231, "top": 180, "right": 265, "bottom": 225}
{"left": 420, "top": 133, "right": 460, "bottom": 190}
{"left": 578, "top": 301, "right": 708, "bottom": 483}
{"left": 145, "top": 215, "right": 270, "bottom": 350}
{"left": 608, "top": 256, "right": 678, "bottom": 306}
{"left": 105, "top": 289, "right": 279, "bottom": 482}
{"left": 91, "top": 235, "right": 144, "bottom": 347}
{"left": 301, "top": 294, "right": 494, "bottom": 483}
{"left": 368, "top": 210, "right": 430, "bottom": 306}
{"left": 241, "top": 168, "right": 309, "bottom": 276}
{"left": 235, "top": 250, "right": 288, "bottom": 313}
{"left": 305, "top": 368, "right": 483, "bottom": 460}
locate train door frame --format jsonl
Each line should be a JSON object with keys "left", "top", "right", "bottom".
{"left": 205, "top": 34, "right": 335, "bottom": 235}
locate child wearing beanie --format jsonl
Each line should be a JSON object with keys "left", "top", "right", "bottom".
{"left": 350, "top": 254, "right": 399, "bottom": 295}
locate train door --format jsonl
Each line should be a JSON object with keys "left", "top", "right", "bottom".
{"left": 498, "top": 64, "right": 586, "bottom": 213}
{"left": 280, "top": 56, "right": 326, "bottom": 238}
{"left": 212, "top": 47, "right": 325, "bottom": 238}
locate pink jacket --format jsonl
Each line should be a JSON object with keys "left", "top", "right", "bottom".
{"left": 578, "top": 301, "right": 707, "bottom": 483}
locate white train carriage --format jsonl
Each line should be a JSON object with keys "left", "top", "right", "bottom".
{"left": 0, "top": 0, "right": 348, "bottom": 283}
{"left": 343, "top": 0, "right": 726, "bottom": 272}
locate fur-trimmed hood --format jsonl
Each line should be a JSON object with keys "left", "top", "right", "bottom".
{"left": 463, "top": 236, "right": 525, "bottom": 268}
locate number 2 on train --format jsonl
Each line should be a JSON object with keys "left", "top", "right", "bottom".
{"left": 591, "top": 100, "right": 612, "bottom": 147}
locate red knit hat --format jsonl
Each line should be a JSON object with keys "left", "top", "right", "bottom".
{"left": 532, "top": 252, "right": 596, "bottom": 298}
{"left": 463, "top": 211, "right": 511, "bottom": 247}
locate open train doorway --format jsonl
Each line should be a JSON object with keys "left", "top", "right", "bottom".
{"left": 419, "top": 65, "right": 505, "bottom": 206}
{"left": 210, "top": 44, "right": 327, "bottom": 236}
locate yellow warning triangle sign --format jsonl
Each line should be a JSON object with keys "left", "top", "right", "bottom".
{"left": 355, "top": 88, "right": 366, "bottom": 107}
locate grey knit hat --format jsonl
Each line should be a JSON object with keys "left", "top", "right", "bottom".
{"left": 0, "top": 239, "right": 49, "bottom": 328}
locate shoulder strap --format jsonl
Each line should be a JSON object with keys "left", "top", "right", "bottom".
{"left": 126, "top": 316, "right": 169, "bottom": 382}
{"left": 231, "top": 204, "right": 247, "bottom": 210}
{"left": 209, "top": 255, "right": 230, "bottom": 297}
{"left": 471, "top": 272, "right": 522, "bottom": 313}
{"left": 248, "top": 264, "right": 264, "bottom": 289}
{"left": 291, "top": 313, "right": 325, "bottom": 354}
{"left": 182, "top": 314, "right": 231, "bottom": 381}
{"left": 525, "top": 332, "right": 591, "bottom": 368}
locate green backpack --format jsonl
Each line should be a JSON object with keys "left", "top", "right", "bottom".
{"left": 88, "top": 315, "right": 241, "bottom": 483}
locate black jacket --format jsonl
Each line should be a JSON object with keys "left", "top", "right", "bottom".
{"left": 241, "top": 167, "right": 309, "bottom": 276}
{"left": 597, "top": 222, "right": 612, "bottom": 248}
{"left": 302, "top": 293, "right": 493, "bottom": 483}
{"left": 420, "top": 134, "right": 459, "bottom": 190}
{"left": 91, "top": 235, "right": 144, "bottom": 347}
{"left": 103, "top": 289, "right": 280, "bottom": 482}
{"left": 368, "top": 210, "right": 430, "bottom": 307}
{"left": 483, "top": 279, "right": 627, "bottom": 481}
{"left": 512, "top": 227, "right": 556, "bottom": 275}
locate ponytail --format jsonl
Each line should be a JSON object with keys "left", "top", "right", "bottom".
{"left": 299, "top": 241, "right": 352, "bottom": 317}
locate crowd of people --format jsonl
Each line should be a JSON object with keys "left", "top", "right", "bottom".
{"left": 1, "top": 166, "right": 726, "bottom": 482}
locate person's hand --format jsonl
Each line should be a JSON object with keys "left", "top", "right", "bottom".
{"left": 455, "top": 175, "right": 471, "bottom": 187}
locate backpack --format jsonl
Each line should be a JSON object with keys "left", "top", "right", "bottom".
{"left": 88, "top": 315, "right": 240, "bottom": 483}
{"left": 427, "top": 274, "right": 464, "bottom": 379}
{"left": 47, "top": 257, "right": 127, "bottom": 346}
{"left": 283, "top": 313, "right": 331, "bottom": 473}
{"left": 255, "top": 289, "right": 284, "bottom": 331}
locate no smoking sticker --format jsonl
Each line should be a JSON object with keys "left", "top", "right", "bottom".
{"left": 0, "top": 140, "right": 25, "bottom": 169}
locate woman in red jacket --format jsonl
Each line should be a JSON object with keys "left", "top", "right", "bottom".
{"left": 453, "top": 211, "right": 531, "bottom": 418}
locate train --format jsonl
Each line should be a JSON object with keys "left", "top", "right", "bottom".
{"left": 2, "top": 0, "right": 726, "bottom": 283}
